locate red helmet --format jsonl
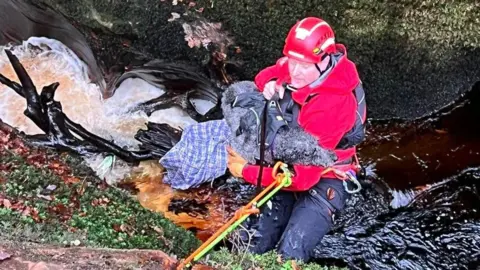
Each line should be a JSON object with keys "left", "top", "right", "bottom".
{"left": 283, "top": 17, "right": 336, "bottom": 63}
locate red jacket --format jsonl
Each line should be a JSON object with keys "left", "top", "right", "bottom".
{"left": 241, "top": 44, "right": 361, "bottom": 191}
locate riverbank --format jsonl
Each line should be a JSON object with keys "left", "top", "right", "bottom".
{"left": 0, "top": 122, "right": 343, "bottom": 269}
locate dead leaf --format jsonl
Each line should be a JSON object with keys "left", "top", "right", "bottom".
{"left": 113, "top": 224, "right": 122, "bottom": 232}
{"left": 37, "top": 194, "right": 53, "bottom": 201}
{"left": 21, "top": 206, "right": 32, "bottom": 217}
{"left": 0, "top": 251, "right": 11, "bottom": 261}
{"left": 168, "top": 12, "right": 181, "bottom": 22}
{"left": 435, "top": 129, "right": 448, "bottom": 134}
{"left": 120, "top": 224, "right": 134, "bottom": 236}
{"left": 91, "top": 197, "right": 109, "bottom": 207}
{"left": 291, "top": 260, "right": 299, "bottom": 270}
{"left": 11, "top": 201, "right": 24, "bottom": 210}
{"left": 192, "top": 265, "right": 215, "bottom": 270}
{"left": 63, "top": 176, "right": 80, "bottom": 184}
{"left": 31, "top": 208, "right": 41, "bottom": 222}
{"left": 152, "top": 226, "right": 164, "bottom": 235}
{"left": 277, "top": 254, "right": 283, "bottom": 263}
{"left": 2, "top": 199, "right": 11, "bottom": 209}
{"left": 76, "top": 181, "right": 86, "bottom": 196}
{"left": 27, "top": 153, "right": 46, "bottom": 167}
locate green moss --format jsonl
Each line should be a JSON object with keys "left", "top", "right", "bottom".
{"left": 205, "top": 248, "right": 345, "bottom": 270}
{"left": 38, "top": 0, "right": 480, "bottom": 119}
{"left": 0, "top": 150, "right": 200, "bottom": 258}
{"left": 193, "top": 0, "right": 480, "bottom": 119}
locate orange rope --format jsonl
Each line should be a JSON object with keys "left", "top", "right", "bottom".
{"left": 176, "top": 163, "right": 286, "bottom": 269}
{"left": 176, "top": 160, "right": 360, "bottom": 269}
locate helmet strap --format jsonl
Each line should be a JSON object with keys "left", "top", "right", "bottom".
{"left": 315, "top": 54, "right": 332, "bottom": 75}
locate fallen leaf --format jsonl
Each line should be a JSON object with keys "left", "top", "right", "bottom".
{"left": 2, "top": 199, "right": 11, "bottom": 209}
{"left": 192, "top": 265, "right": 215, "bottom": 270}
{"left": 63, "top": 176, "right": 80, "bottom": 184}
{"left": 31, "top": 208, "right": 41, "bottom": 222}
{"left": 291, "top": 260, "right": 299, "bottom": 270}
{"left": 168, "top": 12, "right": 181, "bottom": 22}
{"left": 0, "top": 251, "right": 11, "bottom": 261}
{"left": 120, "top": 224, "right": 135, "bottom": 236}
{"left": 152, "top": 226, "right": 164, "bottom": 235}
{"left": 435, "top": 129, "right": 448, "bottom": 134}
{"left": 113, "top": 224, "right": 122, "bottom": 232}
{"left": 276, "top": 255, "right": 282, "bottom": 263}
{"left": 21, "top": 206, "right": 32, "bottom": 217}
{"left": 11, "top": 201, "right": 24, "bottom": 210}
{"left": 37, "top": 194, "right": 53, "bottom": 201}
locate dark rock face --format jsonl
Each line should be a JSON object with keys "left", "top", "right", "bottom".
{"left": 5, "top": 0, "right": 480, "bottom": 119}
{"left": 0, "top": 0, "right": 104, "bottom": 90}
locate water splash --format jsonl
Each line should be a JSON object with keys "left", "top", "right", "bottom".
{"left": 0, "top": 36, "right": 247, "bottom": 240}
{"left": 0, "top": 37, "right": 196, "bottom": 183}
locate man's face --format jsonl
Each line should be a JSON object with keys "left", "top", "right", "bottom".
{"left": 287, "top": 58, "right": 321, "bottom": 88}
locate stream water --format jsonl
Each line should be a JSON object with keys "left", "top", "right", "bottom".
{"left": 1, "top": 38, "right": 479, "bottom": 269}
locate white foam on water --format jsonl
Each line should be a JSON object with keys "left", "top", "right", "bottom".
{"left": 0, "top": 37, "right": 196, "bottom": 183}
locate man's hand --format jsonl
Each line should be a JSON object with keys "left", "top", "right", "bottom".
{"left": 263, "top": 81, "right": 285, "bottom": 100}
{"left": 227, "top": 146, "right": 248, "bottom": 178}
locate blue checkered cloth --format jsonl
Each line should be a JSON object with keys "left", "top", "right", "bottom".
{"left": 159, "top": 119, "right": 232, "bottom": 190}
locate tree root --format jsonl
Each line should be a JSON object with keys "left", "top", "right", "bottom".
{"left": 0, "top": 49, "right": 159, "bottom": 164}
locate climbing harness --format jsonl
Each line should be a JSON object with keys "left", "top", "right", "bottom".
{"left": 176, "top": 162, "right": 292, "bottom": 270}
{"left": 321, "top": 154, "right": 363, "bottom": 194}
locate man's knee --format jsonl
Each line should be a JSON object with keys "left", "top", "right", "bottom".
{"left": 276, "top": 179, "right": 350, "bottom": 262}
{"left": 240, "top": 191, "right": 296, "bottom": 254}
{"left": 276, "top": 199, "right": 334, "bottom": 262}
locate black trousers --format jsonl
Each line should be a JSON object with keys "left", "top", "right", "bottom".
{"left": 240, "top": 178, "right": 351, "bottom": 262}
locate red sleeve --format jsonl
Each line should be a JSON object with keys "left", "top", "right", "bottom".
{"left": 242, "top": 163, "right": 325, "bottom": 191}
{"left": 254, "top": 57, "right": 290, "bottom": 91}
{"left": 241, "top": 94, "right": 357, "bottom": 191}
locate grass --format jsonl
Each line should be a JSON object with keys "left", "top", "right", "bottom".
{"left": 0, "top": 130, "right": 345, "bottom": 269}
{"left": 203, "top": 247, "right": 343, "bottom": 270}
{"left": 0, "top": 148, "right": 200, "bottom": 259}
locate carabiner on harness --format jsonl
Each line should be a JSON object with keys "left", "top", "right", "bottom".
{"left": 343, "top": 170, "right": 362, "bottom": 194}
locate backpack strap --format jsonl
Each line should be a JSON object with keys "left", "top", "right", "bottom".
{"left": 336, "top": 83, "right": 367, "bottom": 150}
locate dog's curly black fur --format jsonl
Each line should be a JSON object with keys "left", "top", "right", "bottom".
{"left": 221, "top": 81, "right": 337, "bottom": 167}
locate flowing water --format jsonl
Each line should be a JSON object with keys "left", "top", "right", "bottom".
{"left": 0, "top": 37, "right": 197, "bottom": 184}
{"left": 1, "top": 37, "right": 479, "bottom": 269}
{"left": 0, "top": 37, "right": 245, "bottom": 241}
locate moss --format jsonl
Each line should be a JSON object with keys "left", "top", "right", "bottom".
{"left": 0, "top": 148, "right": 344, "bottom": 268}
{"left": 0, "top": 150, "right": 200, "bottom": 258}
{"left": 36, "top": 0, "right": 480, "bottom": 120}
{"left": 204, "top": 248, "right": 346, "bottom": 270}
{"left": 193, "top": 0, "right": 480, "bottom": 119}
{"left": 37, "top": 0, "right": 207, "bottom": 63}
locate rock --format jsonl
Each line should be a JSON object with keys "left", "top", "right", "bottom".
{"left": 30, "top": 0, "right": 480, "bottom": 120}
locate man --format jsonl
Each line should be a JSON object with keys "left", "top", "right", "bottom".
{"left": 227, "top": 17, "right": 367, "bottom": 262}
